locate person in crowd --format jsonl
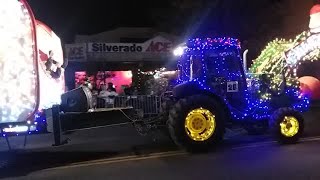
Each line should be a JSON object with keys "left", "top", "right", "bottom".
{"left": 95, "top": 71, "right": 105, "bottom": 90}
{"left": 98, "top": 84, "right": 118, "bottom": 108}
{"left": 120, "top": 85, "right": 128, "bottom": 96}
{"left": 75, "top": 72, "right": 87, "bottom": 88}
{"left": 122, "top": 82, "right": 137, "bottom": 95}
{"left": 88, "top": 75, "right": 96, "bottom": 88}
{"left": 83, "top": 77, "right": 93, "bottom": 90}
{"left": 107, "top": 82, "right": 117, "bottom": 92}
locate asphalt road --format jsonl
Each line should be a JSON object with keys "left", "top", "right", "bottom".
{"left": 3, "top": 136, "right": 320, "bottom": 180}
{"left": 0, "top": 104, "right": 319, "bottom": 179}
{"left": 0, "top": 124, "right": 265, "bottom": 179}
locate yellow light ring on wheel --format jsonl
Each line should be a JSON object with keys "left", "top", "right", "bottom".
{"left": 184, "top": 108, "right": 216, "bottom": 141}
{"left": 280, "top": 116, "right": 299, "bottom": 137}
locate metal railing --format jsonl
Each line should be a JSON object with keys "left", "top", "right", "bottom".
{"left": 95, "top": 95, "right": 162, "bottom": 115}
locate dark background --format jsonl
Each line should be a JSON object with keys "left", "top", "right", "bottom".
{"left": 27, "top": 0, "right": 320, "bottom": 61}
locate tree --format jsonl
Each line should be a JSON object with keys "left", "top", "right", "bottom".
{"left": 237, "top": 0, "right": 313, "bottom": 64}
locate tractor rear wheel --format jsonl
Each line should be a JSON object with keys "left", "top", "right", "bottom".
{"left": 269, "top": 107, "right": 304, "bottom": 144}
{"left": 167, "top": 95, "right": 225, "bottom": 152}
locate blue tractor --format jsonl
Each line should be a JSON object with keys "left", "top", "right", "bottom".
{"left": 164, "top": 37, "right": 309, "bottom": 152}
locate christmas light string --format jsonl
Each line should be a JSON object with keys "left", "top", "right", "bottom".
{"left": 175, "top": 37, "right": 309, "bottom": 121}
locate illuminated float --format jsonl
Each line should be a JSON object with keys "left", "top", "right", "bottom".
{"left": 250, "top": 4, "right": 320, "bottom": 100}
{"left": 0, "top": 0, "right": 65, "bottom": 134}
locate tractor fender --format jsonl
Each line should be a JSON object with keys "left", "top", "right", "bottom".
{"left": 172, "top": 81, "right": 231, "bottom": 121}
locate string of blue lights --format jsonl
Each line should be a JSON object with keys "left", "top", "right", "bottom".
{"left": 176, "top": 37, "right": 310, "bottom": 121}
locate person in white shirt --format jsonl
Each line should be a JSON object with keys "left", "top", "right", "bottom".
{"left": 98, "top": 84, "right": 118, "bottom": 108}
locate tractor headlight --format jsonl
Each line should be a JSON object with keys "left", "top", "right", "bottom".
{"left": 173, "top": 46, "right": 186, "bottom": 56}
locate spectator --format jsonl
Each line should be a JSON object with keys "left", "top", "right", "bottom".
{"left": 107, "top": 82, "right": 116, "bottom": 92}
{"left": 98, "top": 84, "right": 118, "bottom": 108}
{"left": 120, "top": 85, "right": 129, "bottom": 96}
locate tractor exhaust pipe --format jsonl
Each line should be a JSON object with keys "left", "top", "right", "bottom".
{"left": 243, "top": 49, "right": 249, "bottom": 73}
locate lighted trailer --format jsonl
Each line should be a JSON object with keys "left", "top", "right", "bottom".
{"left": 0, "top": 0, "right": 155, "bottom": 147}
{"left": 0, "top": 0, "right": 65, "bottom": 135}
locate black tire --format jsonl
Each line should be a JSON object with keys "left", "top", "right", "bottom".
{"left": 160, "top": 98, "right": 174, "bottom": 138}
{"left": 167, "top": 95, "right": 225, "bottom": 152}
{"left": 160, "top": 97, "right": 174, "bottom": 120}
{"left": 269, "top": 107, "right": 304, "bottom": 144}
{"left": 243, "top": 119, "right": 269, "bottom": 135}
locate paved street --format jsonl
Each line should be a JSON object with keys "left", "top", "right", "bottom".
{"left": 2, "top": 136, "right": 320, "bottom": 180}
{"left": 0, "top": 105, "right": 319, "bottom": 179}
{"left": 0, "top": 124, "right": 258, "bottom": 178}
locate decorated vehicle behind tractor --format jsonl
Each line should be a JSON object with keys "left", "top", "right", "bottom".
{"left": 0, "top": 0, "right": 318, "bottom": 152}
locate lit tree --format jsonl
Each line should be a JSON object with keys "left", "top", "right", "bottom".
{"left": 242, "top": 0, "right": 313, "bottom": 62}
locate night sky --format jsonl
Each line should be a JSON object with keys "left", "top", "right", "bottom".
{"left": 28, "top": 0, "right": 319, "bottom": 47}
{"left": 27, "top": 0, "right": 262, "bottom": 43}
{"left": 28, "top": 0, "right": 164, "bottom": 43}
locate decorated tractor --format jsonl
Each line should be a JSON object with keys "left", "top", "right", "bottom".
{"left": 162, "top": 4, "right": 320, "bottom": 151}
{"left": 164, "top": 37, "right": 309, "bottom": 151}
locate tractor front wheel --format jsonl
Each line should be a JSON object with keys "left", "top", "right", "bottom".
{"left": 270, "top": 107, "right": 304, "bottom": 144}
{"left": 167, "top": 95, "right": 225, "bottom": 152}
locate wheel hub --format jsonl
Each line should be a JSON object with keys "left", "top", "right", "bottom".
{"left": 280, "top": 116, "right": 299, "bottom": 137}
{"left": 189, "top": 115, "right": 206, "bottom": 132}
{"left": 185, "top": 108, "right": 216, "bottom": 141}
